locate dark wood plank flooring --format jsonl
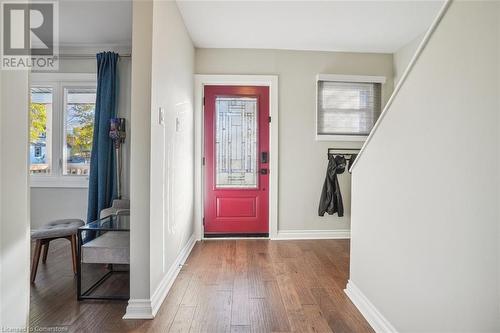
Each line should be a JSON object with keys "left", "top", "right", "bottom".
{"left": 30, "top": 239, "right": 373, "bottom": 333}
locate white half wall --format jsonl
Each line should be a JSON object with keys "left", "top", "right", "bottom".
{"left": 393, "top": 34, "right": 424, "bottom": 86}
{"left": 195, "top": 49, "right": 394, "bottom": 233}
{"left": 0, "top": 70, "right": 30, "bottom": 329}
{"left": 349, "top": 1, "right": 500, "bottom": 331}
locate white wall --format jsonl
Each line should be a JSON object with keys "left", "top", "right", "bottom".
{"left": 149, "top": 0, "right": 195, "bottom": 298}
{"left": 30, "top": 57, "right": 132, "bottom": 228}
{"left": 126, "top": 0, "right": 195, "bottom": 318}
{"left": 128, "top": 0, "right": 153, "bottom": 306}
{"left": 393, "top": 34, "right": 424, "bottom": 85}
{"left": 0, "top": 70, "right": 30, "bottom": 329}
{"left": 349, "top": 2, "right": 500, "bottom": 331}
{"left": 196, "top": 49, "right": 394, "bottom": 233}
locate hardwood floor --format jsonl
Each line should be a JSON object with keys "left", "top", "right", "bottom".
{"left": 30, "top": 239, "right": 373, "bottom": 333}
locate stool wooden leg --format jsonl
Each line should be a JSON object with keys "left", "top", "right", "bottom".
{"left": 70, "top": 235, "right": 77, "bottom": 275}
{"left": 31, "top": 240, "right": 42, "bottom": 283}
{"left": 42, "top": 240, "right": 50, "bottom": 263}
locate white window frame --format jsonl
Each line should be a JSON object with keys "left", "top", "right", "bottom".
{"left": 30, "top": 73, "right": 97, "bottom": 188}
{"left": 315, "top": 74, "right": 386, "bottom": 142}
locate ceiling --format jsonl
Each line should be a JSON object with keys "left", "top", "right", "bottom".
{"left": 177, "top": 1, "right": 444, "bottom": 53}
{"left": 58, "top": 0, "right": 132, "bottom": 51}
{"left": 54, "top": 1, "right": 443, "bottom": 55}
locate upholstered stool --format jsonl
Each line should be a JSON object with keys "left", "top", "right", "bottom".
{"left": 30, "top": 219, "right": 85, "bottom": 283}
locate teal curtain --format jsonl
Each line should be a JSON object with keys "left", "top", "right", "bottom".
{"left": 86, "top": 52, "right": 119, "bottom": 224}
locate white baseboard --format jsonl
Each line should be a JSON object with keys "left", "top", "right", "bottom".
{"left": 274, "top": 229, "right": 350, "bottom": 240}
{"left": 344, "top": 280, "right": 397, "bottom": 333}
{"left": 122, "top": 299, "right": 154, "bottom": 320}
{"left": 150, "top": 234, "right": 197, "bottom": 316}
{"left": 123, "top": 234, "right": 197, "bottom": 320}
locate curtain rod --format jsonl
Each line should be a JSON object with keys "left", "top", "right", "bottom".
{"left": 57, "top": 54, "right": 131, "bottom": 59}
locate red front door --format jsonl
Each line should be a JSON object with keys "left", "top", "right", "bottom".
{"left": 204, "top": 85, "right": 269, "bottom": 235}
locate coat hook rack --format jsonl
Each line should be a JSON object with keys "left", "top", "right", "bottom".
{"left": 327, "top": 148, "right": 360, "bottom": 172}
{"left": 327, "top": 147, "right": 360, "bottom": 157}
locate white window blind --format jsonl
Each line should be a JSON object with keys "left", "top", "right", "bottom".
{"left": 317, "top": 80, "right": 382, "bottom": 136}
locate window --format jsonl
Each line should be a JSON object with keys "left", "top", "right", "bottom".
{"left": 30, "top": 87, "right": 53, "bottom": 174}
{"left": 64, "top": 88, "right": 96, "bottom": 175}
{"left": 30, "top": 73, "right": 97, "bottom": 187}
{"left": 316, "top": 74, "right": 385, "bottom": 141}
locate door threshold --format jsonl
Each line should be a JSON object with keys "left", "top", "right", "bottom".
{"left": 204, "top": 233, "right": 269, "bottom": 239}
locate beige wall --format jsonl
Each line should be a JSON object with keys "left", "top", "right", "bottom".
{"left": 0, "top": 70, "right": 30, "bottom": 329}
{"left": 350, "top": 1, "right": 500, "bottom": 331}
{"left": 196, "top": 49, "right": 394, "bottom": 233}
{"left": 128, "top": 0, "right": 153, "bottom": 307}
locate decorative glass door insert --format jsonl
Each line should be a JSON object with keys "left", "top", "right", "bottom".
{"left": 215, "top": 97, "right": 258, "bottom": 189}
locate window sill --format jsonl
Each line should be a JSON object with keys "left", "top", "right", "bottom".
{"left": 316, "top": 134, "right": 368, "bottom": 142}
{"left": 30, "top": 176, "right": 89, "bottom": 188}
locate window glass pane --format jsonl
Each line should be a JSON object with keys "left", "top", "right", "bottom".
{"left": 317, "top": 81, "right": 381, "bottom": 136}
{"left": 63, "top": 87, "right": 96, "bottom": 176}
{"left": 30, "top": 87, "right": 52, "bottom": 175}
{"left": 215, "top": 97, "right": 258, "bottom": 188}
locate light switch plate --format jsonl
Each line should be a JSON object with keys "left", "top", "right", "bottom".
{"left": 159, "top": 107, "right": 165, "bottom": 125}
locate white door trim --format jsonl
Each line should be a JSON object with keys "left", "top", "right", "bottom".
{"left": 194, "top": 74, "right": 279, "bottom": 240}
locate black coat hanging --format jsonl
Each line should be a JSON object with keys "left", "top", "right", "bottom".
{"left": 318, "top": 155, "right": 345, "bottom": 217}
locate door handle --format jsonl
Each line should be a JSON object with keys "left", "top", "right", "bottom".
{"left": 260, "top": 169, "right": 268, "bottom": 175}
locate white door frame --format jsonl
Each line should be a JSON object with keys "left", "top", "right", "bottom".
{"left": 194, "top": 74, "right": 279, "bottom": 240}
